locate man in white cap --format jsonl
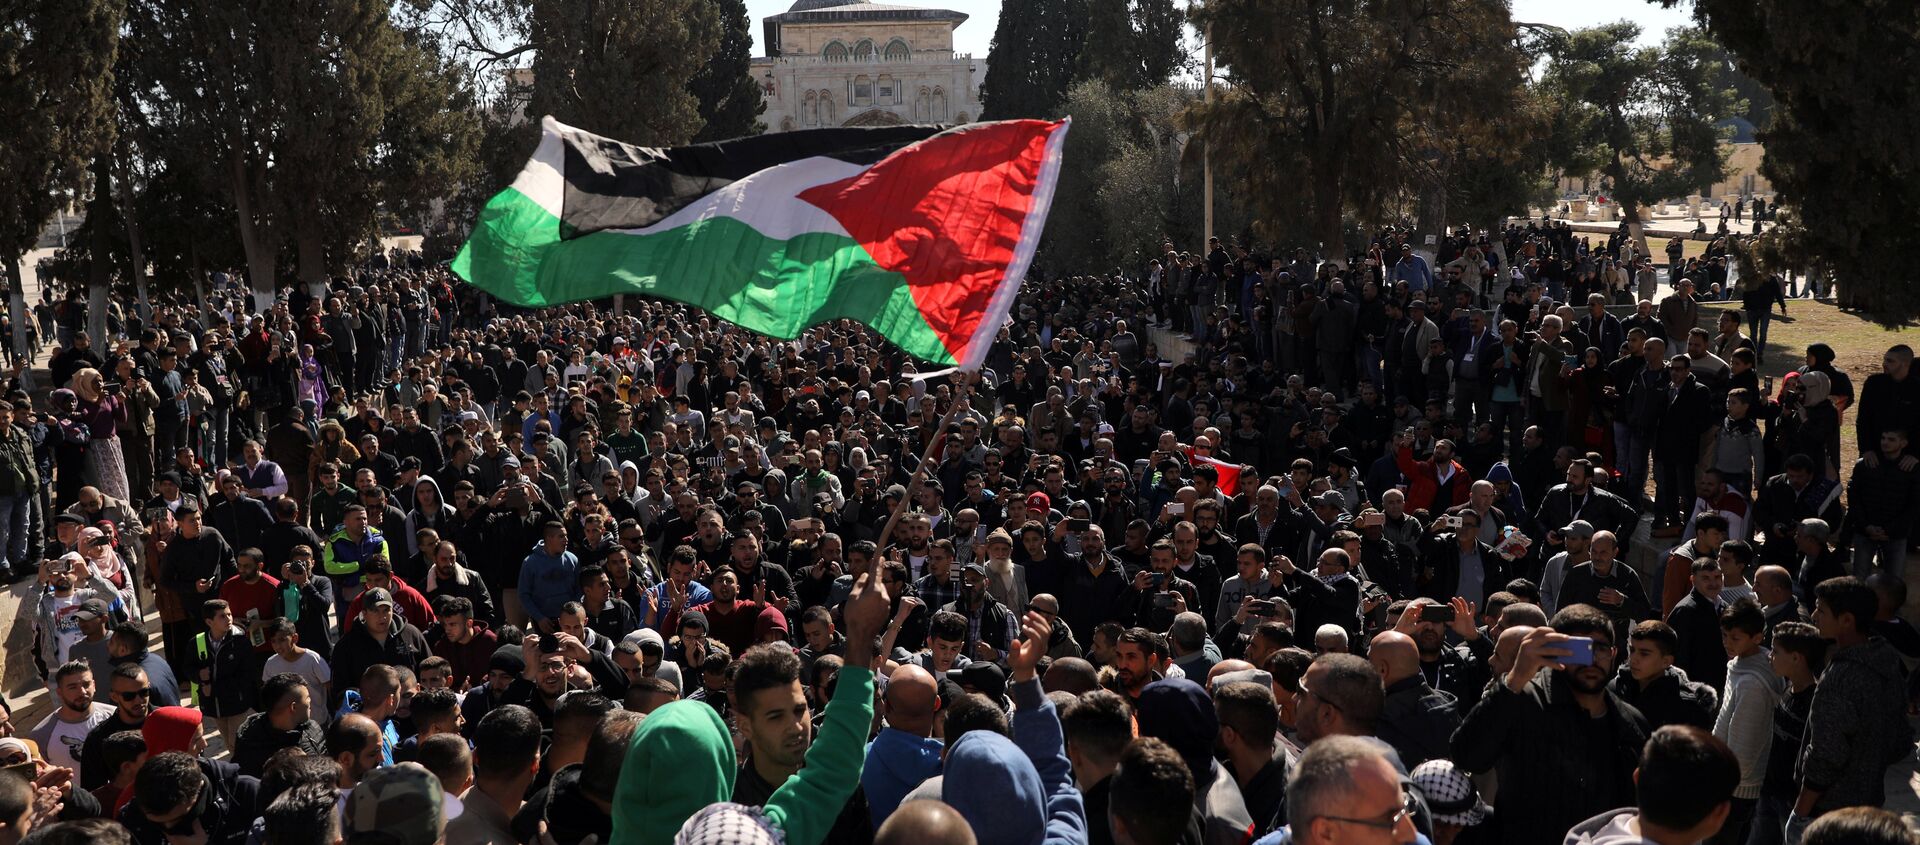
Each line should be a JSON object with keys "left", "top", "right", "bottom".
{"left": 1539, "top": 520, "right": 1595, "bottom": 615}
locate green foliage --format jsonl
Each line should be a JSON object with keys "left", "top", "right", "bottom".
{"left": 1428, "top": 47, "right": 1554, "bottom": 233}
{"left": 119, "top": 0, "right": 484, "bottom": 288}
{"left": 1190, "top": 0, "right": 1524, "bottom": 252}
{"left": 1131, "top": 0, "right": 1184, "bottom": 86}
{"left": 0, "top": 0, "right": 121, "bottom": 262}
{"left": 1040, "top": 82, "right": 1246, "bottom": 271}
{"left": 1077, "top": 0, "right": 1142, "bottom": 91}
{"left": 995, "top": 0, "right": 1183, "bottom": 116}
{"left": 1532, "top": 23, "right": 1739, "bottom": 224}
{"left": 528, "top": 0, "right": 720, "bottom": 146}
{"left": 1679, "top": 0, "right": 1920, "bottom": 321}
{"left": 980, "top": 0, "right": 1088, "bottom": 119}
{"left": 690, "top": 0, "right": 766, "bottom": 142}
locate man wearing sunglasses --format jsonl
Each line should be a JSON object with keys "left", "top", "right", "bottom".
{"left": 77, "top": 662, "right": 154, "bottom": 791}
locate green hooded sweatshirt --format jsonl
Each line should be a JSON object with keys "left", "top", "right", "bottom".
{"left": 608, "top": 664, "right": 877, "bottom": 845}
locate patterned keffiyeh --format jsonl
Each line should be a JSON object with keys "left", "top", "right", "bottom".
{"left": 674, "top": 803, "right": 785, "bottom": 845}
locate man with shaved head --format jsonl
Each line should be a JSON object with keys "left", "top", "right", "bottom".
{"left": 1028, "top": 594, "right": 1084, "bottom": 658}
{"left": 1751, "top": 564, "right": 1806, "bottom": 645}
{"left": 1370, "top": 631, "right": 1460, "bottom": 767}
{"left": 876, "top": 800, "right": 977, "bottom": 845}
{"left": 1205, "top": 659, "right": 1256, "bottom": 688}
{"left": 1490, "top": 625, "right": 1534, "bottom": 677}
{"left": 1043, "top": 657, "right": 1100, "bottom": 695}
{"left": 864, "top": 664, "right": 944, "bottom": 825}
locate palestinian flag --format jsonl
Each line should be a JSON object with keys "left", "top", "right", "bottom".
{"left": 452, "top": 116, "right": 1070, "bottom": 370}
{"left": 1189, "top": 453, "right": 1244, "bottom": 496}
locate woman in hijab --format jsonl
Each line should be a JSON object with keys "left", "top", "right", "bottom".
{"left": 1785, "top": 370, "right": 1842, "bottom": 480}
{"left": 1800, "top": 341, "right": 1854, "bottom": 415}
{"left": 307, "top": 418, "right": 360, "bottom": 483}
{"left": 79, "top": 524, "right": 140, "bottom": 618}
{"left": 1564, "top": 347, "right": 1614, "bottom": 463}
{"left": 69, "top": 368, "right": 130, "bottom": 502}
{"left": 47, "top": 389, "right": 90, "bottom": 509}
{"left": 297, "top": 342, "right": 328, "bottom": 410}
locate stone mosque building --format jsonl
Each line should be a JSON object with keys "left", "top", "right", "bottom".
{"left": 750, "top": 0, "right": 984, "bottom": 131}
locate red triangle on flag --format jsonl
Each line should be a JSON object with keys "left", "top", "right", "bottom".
{"left": 1188, "top": 453, "right": 1243, "bottom": 497}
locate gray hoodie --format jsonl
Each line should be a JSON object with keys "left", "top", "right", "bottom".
{"left": 1562, "top": 808, "right": 1657, "bottom": 845}
{"left": 1713, "top": 651, "right": 1782, "bottom": 799}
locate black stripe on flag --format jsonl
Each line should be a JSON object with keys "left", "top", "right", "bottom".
{"left": 555, "top": 123, "right": 945, "bottom": 237}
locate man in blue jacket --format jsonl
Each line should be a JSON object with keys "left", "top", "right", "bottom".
{"left": 942, "top": 610, "right": 1088, "bottom": 845}
{"left": 862, "top": 664, "right": 943, "bottom": 827}
{"left": 519, "top": 520, "right": 580, "bottom": 634}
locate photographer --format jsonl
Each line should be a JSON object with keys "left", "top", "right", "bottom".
{"left": 1451, "top": 604, "right": 1651, "bottom": 845}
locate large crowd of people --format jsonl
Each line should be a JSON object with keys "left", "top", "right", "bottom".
{"left": 0, "top": 220, "right": 1914, "bottom": 845}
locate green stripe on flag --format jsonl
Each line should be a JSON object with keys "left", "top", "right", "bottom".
{"left": 453, "top": 185, "right": 957, "bottom": 365}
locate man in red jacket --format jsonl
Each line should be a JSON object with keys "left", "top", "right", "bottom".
{"left": 341, "top": 557, "right": 436, "bottom": 632}
{"left": 1394, "top": 429, "right": 1472, "bottom": 514}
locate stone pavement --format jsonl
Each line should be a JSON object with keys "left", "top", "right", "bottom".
{"left": 1533, "top": 209, "right": 1775, "bottom": 245}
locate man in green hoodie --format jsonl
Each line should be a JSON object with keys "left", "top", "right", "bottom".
{"left": 609, "top": 566, "right": 891, "bottom": 845}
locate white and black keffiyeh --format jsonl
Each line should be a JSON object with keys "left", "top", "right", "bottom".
{"left": 674, "top": 802, "right": 786, "bottom": 845}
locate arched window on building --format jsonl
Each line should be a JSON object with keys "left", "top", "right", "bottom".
{"left": 853, "top": 40, "right": 875, "bottom": 61}
{"left": 853, "top": 75, "right": 872, "bottom": 106}
{"left": 876, "top": 74, "right": 896, "bottom": 105}
{"left": 931, "top": 86, "right": 947, "bottom": 121}
{"left": 819, "top": 90, "right": 836, "bottom": 124}
{"left": 914, "top": 87, "right": 931, "bottom": 121}
{"left": 823, "top": 41, "right": 848, "bottom": 62}
{"left": 803, "top": 90, "right": 817, "bottom": 126}
{"left": 884, "top": 39, "right": 910, "bottom": 61}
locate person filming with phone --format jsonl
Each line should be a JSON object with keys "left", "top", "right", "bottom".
{"left": 1451, "top": 603, "right": 1652, "bottom": 845}
{"left": 1128, "top": 539, "right": 1199, "bottom": 632}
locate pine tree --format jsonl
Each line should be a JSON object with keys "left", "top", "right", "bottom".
{"left": 1190, "top": 0, "right": 1525, "bottom": 250}
{"left": 1680, "top": 0, "right": 1918, "bottom": 318}
{"left": 1132, "top": 0, "right": 1184, "bottom": 85}
{"left": 1533, "top": 24, "right": 1739, "bottom": 261}
{"left": 121, "top": 0, "right": 483, "bottom": 297}
{"left": 1077, "top": 0, "right": 1142, "bottom": 90}
{"left": 981, "top": 0, "right": 1088, "bottom": 119}
{"left": 0, "top": 0, "right": 120, "bottom": 353}
{"left": 691, "top": 0, "right": 766, "bottom": 141}
{"left": 529, "top": 0, "right": 720, "bottom": 145}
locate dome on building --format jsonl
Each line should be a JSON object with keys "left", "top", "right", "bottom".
{"left": 1715, "top": 116, "right": 1759, "bottom": 144}
{"left": 788, "top": 0, "right": 866, "bottom": 11}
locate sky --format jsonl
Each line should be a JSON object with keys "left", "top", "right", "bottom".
{"left": 738, "top": 0, "right": 1698, "bottom": 64}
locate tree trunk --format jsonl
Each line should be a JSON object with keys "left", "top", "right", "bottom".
{"left": 190, "top": 246, "right": 209, "bottom": 326}
{"left": 1417, "top": 170, "right": 1449, "bottom": 265}
{"left": 230, "top": 153, "right": 276, "bottom": 314}
{"left": 1312, "top": 161, "right": 1343, "bottom": 258}
{"left": 294, "top": 198, "right": 328, "bottom": 299}
{"left": 86, "top": 157, "right": 112, "bottom": 345}
{"left": 118, "top": 166, "right": 151, "bottom": 323}
{"left": 4, "top": 255, "right": 26, "bottom": 362}
{"left": 1607, "top": 156, "right": 1655, "bottom": 274}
